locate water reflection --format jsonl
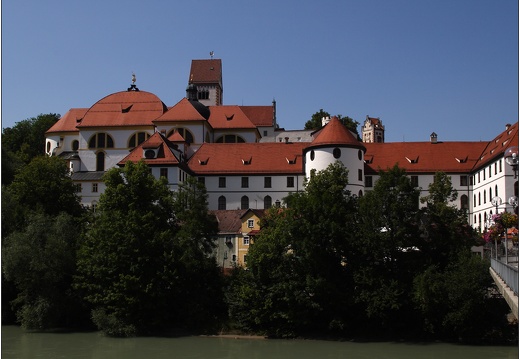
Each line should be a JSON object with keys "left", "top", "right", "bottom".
{"left": 2, "top": 326, "right": 518, "bottom": 359}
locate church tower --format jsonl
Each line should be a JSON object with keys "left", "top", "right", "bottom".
{"left": 188, "top": 58, "right": 223, "bottom": 106}
{"left": 362, "top": 115, "right": 385, "bottom": 143}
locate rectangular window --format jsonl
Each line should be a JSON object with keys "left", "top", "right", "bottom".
{"left": 411, "top": 176, "right": 419, "bottom": 187}
{"left": 241, "top": 177, "right": 249, "bottom": 188}
{"left": 365, "top": 176, "right": 373, "bottom": 188}
{"left": 469, "top": 176, "right": 474, "bottom": 185}
{"left": 264, "top": 176, "right": 272, "bottom": 188}
{"left": 248, "top": 219, "right": 254, "bottom": 228}
{"left": 92, "top": 183, "right": 98, "bottom": 193}
{"left": 243, "top": 236, "right": 250, "bottom": 245}
{"left": 219, "top": 177, "right": 226, "bottom": 188}
{"left": 358, "top": 169, "right": 363, "bottom": 181}
{"left": 76, "top": 183, "right": 82, "bottom": 193}
{"left": 287, "top": 176, "right": 295, "bottom": 188}
{"left": 198, "top": 177, "right": 205, "bottom": 185}
{"left": 460, "top": 176, "right": 468, "bottom": 186}
{"left": 160, "top": 168, "right": 168, "bottom": 179}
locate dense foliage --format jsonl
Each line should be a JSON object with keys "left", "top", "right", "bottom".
{"left": 2, "top": 113, "right": 60, "bottom": 185}
{"left": 74, "top": 162, "right": 224, "bottom": 336}
{"left": 227, "top": 164, "right": 514, "bottom": 343}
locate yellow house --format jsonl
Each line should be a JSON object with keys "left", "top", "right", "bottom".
{"left": 238, "top": 209, "right": 265, "bottom": 266}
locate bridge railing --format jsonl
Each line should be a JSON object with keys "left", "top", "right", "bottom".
{"left": 491, "top": 258, "right": 518, "bottom": 296}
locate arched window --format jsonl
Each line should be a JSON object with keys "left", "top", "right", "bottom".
{"left": 358, "top": 190, "right": 363, "bottom": 197}
{"left": 241, "top": 196, "right": 249, "bottom": 210}
{"left": 460, "top": 194, "right": 468, "bottom": 210}
{"left": 218, "top": 196, "right": 226, "bottom": 210}
{"left": 489, "top": 188, "right": 492, "bottom": 201}
{"left": 72, "top": 140, "right": 79, "bottom": 151}
{"left": 128, "top": 132, "right": 150, "bottom": 148}
{"left": 478, "top": 193, "right": 481, "bottom": 206}
{"left": 474, "top": 194, "right": 476, "bottom": 207}
{"left": 46, "top": 141, "right": 51, "bottom": 153}
{"left": 89, "top": 133, "right": 114, "bottom": 149}
{"left": 495, "top": 185, "right": 499, "bottom": 197}
{"left": 96, "top": 152, "right": 105, "bottom": 171}
{"left": 264, "top": 195, "right": 272, "bottom": 209}
{"left": 215, "top": 135, "right": 246, "bottom": 143}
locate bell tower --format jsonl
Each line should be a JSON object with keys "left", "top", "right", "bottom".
{"left": 188, "top": 57, "right": 223, "bottom": 106}
{"left": 362, "top": 115, "right": 385, "bottom": 143}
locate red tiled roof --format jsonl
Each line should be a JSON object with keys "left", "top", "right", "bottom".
{"left": 189, "top": 142, "right": 308, "bottom": 174}
{"left": 240, "top": 106, "right": 274, "bottom": 127}
{"left": 77, "top": 91, "right": 166, "bottom": 128}
{"left": 118, "top": 132, "right": 180, "bottom": 166}
{"left": 240, "top": 208, "right": 266, "bottom": 220}
{"left": 310, "top": 116, "right": 365, "bottom": 149}
{"left": 476, "top": 122, "right": 518, "bottom": 169}
{"left": 46, "top": 108, "right": 88, "bottom": 133}
{"left": 154, "top": 98, "right": 208, "bottom": 123}
{"left": 364, "top": 141, "right": 488, "bottom": 174}
{"left": 168, "top": 131, "right": 185, "bottom": 142}
{"left": 189, "top": 59, "right": 222, "bottom": 84}
{"left": 210, "top": 209, "right": 247, "bottom": 233}
{"left": 208, "top": 105, "right": 257, "bottom": 129}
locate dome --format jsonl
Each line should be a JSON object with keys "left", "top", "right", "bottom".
{"left": 78, "top": 90, "right": 167, "bottom": 128}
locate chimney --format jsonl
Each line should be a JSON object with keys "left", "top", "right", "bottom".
{"left": 430, "top": 132, "right": 438, "bottom": 144}
{"left": 506, "top": 123, "right": 512, "bottom": 130}
{"left": 285, "top": 137, "right": 289, "bottom": 144}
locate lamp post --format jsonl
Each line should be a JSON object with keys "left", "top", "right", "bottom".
{"left": 492, "top": 196, "right": 502, "bottom": 214}
{"left": 504, "top": 146, "right": 519, "bottom": 179}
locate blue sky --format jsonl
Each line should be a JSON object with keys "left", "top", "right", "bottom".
{"left": 2, "top": 0, "right": 518, "bottom": 142}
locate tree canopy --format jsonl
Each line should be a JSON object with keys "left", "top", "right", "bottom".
{"left": 2, "top": 113, "right": 60, "bottom": 184}
{"left": 75, "top": 161, "right": 223, "bottom": 336}
{"left": 304, "top": 109, "right": 360, "bottom": 138}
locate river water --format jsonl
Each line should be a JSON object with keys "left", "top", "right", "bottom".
{"left": 2, "top": 326, "right": 518, "bottom": 359}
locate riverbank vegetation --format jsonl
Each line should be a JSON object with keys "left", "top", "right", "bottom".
{"left": 1, "top": 117, "right": 516, "bottom": 344}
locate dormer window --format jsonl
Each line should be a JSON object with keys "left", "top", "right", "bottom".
{"left": 242, "top": 157, "right": 252, "bottom": 165}
{"left": 286, "top": 157, "right": 297, "bottom": 164}
{"left": 143, "top": 148, "right": 159, "bottom": 159}
{"left": 405, "top": 156, "right": 419, "bottom": 164}
{"left": 455, "top": 156, "right": 467, "bottom": 163}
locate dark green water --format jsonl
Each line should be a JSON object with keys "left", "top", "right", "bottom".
{"left": 2, "top": 326, "right": 518, "bottom": 359}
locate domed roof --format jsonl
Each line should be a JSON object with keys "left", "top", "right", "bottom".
{"left": 309, "top": 116, "right": 365, "bottom": 150}
{"left": 77, "top": 90, "right": 167, "bottom": 128}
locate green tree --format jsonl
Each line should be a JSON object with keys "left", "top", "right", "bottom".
{"left": 228, "top": 162, "right": 358, "bottom": 337}
{"left": 412, "top": 172, "right": 510, "bottom": 342}
{"left": 354, "top": 165, "right": 421, "bottom": 333}
{"left": 304, "top": 109, "right": 360, "bottom": 138}
{"left": 2, "top": 113, "right": 60, "bottom": 184}
{"left": 2, "top": 211, "right": 88, "bottom": 329}
{"left": 171, "top": 177, "right": 225, "bottom": 329}
{"left": 75, "top": 161, "right": 223, "bottom": 336}
{"left": 417, "top": 172, "right": 476, "bottom": 268}
{"left": 8, "top": 156, "right": 83, "bottom": 221}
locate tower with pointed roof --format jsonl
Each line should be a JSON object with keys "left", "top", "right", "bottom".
{"left": 304, "top": 117, "right": 366, "bottom": 196}
{"left": 362, "top": 115, "right": 385, "bottom": 143}
{"left": 188, "top": 59, "right": 223, "bottom": 106}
